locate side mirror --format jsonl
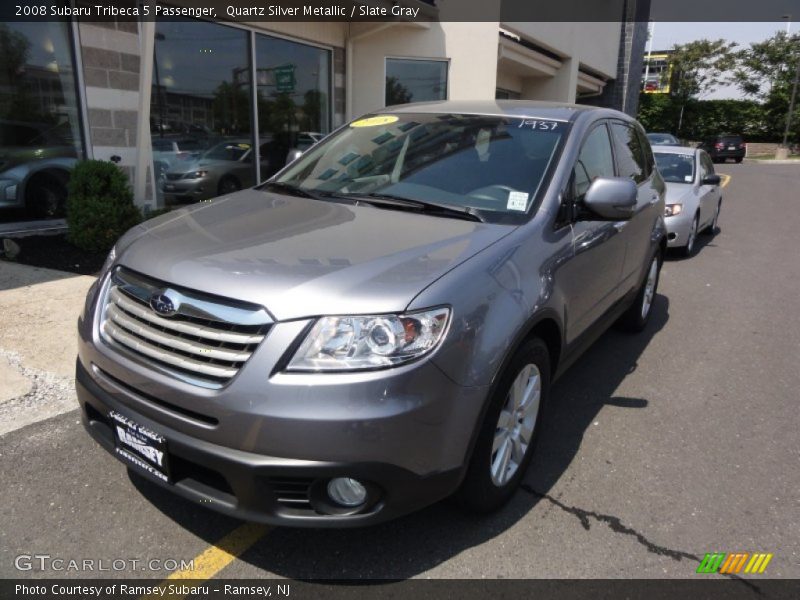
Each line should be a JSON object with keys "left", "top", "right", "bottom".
{"left": 285, "top": 148, "right": 304, "bottom": 166}
{"left": 582, "top": 177, "right": 638, "bottom": 221}
{"left": 702, "top": 174, "right": 721, "bottom": 186}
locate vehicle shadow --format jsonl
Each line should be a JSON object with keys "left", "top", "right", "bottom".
{"left": 665, "top": 228, "right": 720, "bottom": 261}
{"left": 131, "top": 294, "right": 670, "bottom": 579}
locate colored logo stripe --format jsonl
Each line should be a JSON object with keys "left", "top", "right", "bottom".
{"left": 696, "top": 552, "right": 773, "bottom": 574}
{"left": 697, "top": 553, "right": 726, "bottom": 574}
{"left": 744, "top": 553, "right": 773, "bottom": 574}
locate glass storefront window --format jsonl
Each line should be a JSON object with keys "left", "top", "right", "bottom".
{"left": 151, "top": 18, "right": 253, "bottom": 205}
{"left": 255, "top": 34, "right": 330, "bottom": 181}
{"left": 385, "top": 58, "right": 447, "bottom": 106}
{"left": 0, "top": 21, "right": 84, "bottom": 220}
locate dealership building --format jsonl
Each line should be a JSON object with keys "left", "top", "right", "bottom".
{"left": 0, "top": 1, "right": 647, "bottom": 219}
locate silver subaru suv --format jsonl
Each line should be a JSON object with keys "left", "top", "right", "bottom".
{"left": 76, "top": 101, "right": 666, "bottom": 527}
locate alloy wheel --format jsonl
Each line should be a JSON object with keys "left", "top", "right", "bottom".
{"left": 641, "top": 256, "right": 658, "bottom": 320}
{"left": 491, "top": 363, "right": 541, "bottom": 487}
{"left": 686, "top": 216, "right": 698, "bottom": 255}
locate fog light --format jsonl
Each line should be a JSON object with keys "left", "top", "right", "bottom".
{"left": 327, "top": 477, "right": 367, "bottom": 507}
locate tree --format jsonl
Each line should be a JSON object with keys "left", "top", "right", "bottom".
{"left": 663, "top": 39, "right": 737, "bottom": 133}
{"left": 666, "top": 39, "right": 738, "bottom": 103}
{"left": 733, "top": 31, "right": 800, "bottom": 144}
{"left": 385, "top": 76, "right": 412, "bottom": 105}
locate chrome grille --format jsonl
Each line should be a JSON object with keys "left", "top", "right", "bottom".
{"left": 99, "top": 268, "right": 272, "bottom": 387}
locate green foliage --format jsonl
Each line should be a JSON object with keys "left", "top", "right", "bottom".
{"left": 733, "top": 31, "right": 800, "bottom": 144}
{"left": 66, "top": 160, "right": 142, "bottom": 253}
{"left": 638, "top": 94, "right": 777, "bottom": 142}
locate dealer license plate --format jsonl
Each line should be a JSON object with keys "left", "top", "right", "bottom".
{"left": 110, "top": 411, "right": 171, "bottom": 483}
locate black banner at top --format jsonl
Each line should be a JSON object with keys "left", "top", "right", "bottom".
{"left": 2, "top": 0, "right": 800, "bottom": 23}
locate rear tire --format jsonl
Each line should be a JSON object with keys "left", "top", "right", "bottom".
{"left": 455, "top": 338, "right": 550, "bottom": 513}
{"left": 735, "top": 157, "right": 743, "bottom": 163}
{"left": 616, "top": 250, "right": 661, "bottom": 333}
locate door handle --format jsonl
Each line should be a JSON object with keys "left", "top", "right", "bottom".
{"left": 649, "top": 195, "right": 659, "bottom": 205}
{"left": 614, "top": 221, "right": 627, "bottom": 232}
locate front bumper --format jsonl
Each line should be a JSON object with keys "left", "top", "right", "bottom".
{"left": 76, "top": 293, "right": 488, "bottom": 526}
{"left": 77, "top": 360, "right": 462, "bottom": 527}
{"left": 665, "top": 211, "right": 695, "bottom": 248}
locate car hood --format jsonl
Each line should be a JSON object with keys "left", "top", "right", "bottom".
{"left": 116, "top": 189, "right": 513, "bottom": 320}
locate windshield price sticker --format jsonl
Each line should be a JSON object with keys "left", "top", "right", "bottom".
{"left": 351, "top": 115, "right": 399, "bottom": 128}
{"left": 507, "top": 191, "right": 529, "bottom": 211}
{"left": 518, "top": 119, "right": 561, "bottom": 131}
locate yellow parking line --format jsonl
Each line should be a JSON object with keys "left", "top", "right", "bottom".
{"left": 140, "top": 523, "right": 269, "bottom": 600}
{"left": 720, "top": 174, "right": 731, "bottom": 188}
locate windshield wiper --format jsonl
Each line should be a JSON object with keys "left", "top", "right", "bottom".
{"left": 262, "top": 181, "right": 326, "bottom": 201}
{"left": 344, "top": 192, "right": 485, "bottom": 223}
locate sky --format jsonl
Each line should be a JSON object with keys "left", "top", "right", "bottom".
{"left": 648, "top": 21, "right": 795, "bottom": 99}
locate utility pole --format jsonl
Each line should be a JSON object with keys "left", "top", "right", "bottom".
{"left": 780, "top": 43, "right": 800, "bottom": 155}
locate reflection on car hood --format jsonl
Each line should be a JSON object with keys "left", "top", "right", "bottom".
{"left": 167, "top": 158, "right": 237, "bottom": 174}
{"left": 116, "top": 189, "right": 513, "bottom": 320}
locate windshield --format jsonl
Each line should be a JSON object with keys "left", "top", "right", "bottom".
{"left": 204, "top": 142, "right": 250, "bottom": 162}
{"left": 273, "top": 113, "right": 568, "bottom": 222}
{"left": 655, "top": 152, "right": 695, "bottom": 183}
{"left": 647, "top": 133, "right": 678, "bottom": 145}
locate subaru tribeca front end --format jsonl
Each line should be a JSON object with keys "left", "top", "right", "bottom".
{"left": 76, "top": 101, "right": 665, "bottom": 527}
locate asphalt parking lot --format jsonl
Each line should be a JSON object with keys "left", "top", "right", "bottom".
{"left": 1, "top": 163, "right": 798, "bottom": 582}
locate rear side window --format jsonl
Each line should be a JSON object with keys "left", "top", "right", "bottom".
{"left": 572, "top": 123, "right": 615, "bottom": 201}
{"left": 700, "top": 152, "right": 715, "bottom": 175}
{"left": 610, "top": 122, "right": 647, "bottom": 184}
{"left": 635, "top": 127, "right": 654, "bottom": 175}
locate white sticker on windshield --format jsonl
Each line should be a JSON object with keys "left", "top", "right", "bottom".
{"left": 684, "top": 175, "right": 693, "bottom": 182}
{"left": 507, "top": 191, "right": 529, "bottom": 211}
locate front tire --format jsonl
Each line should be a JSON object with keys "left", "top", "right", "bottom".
{"left": 683, "top": 214, "right": 699, "bottom": 257}
{"left": 217, "top": 176, "right": 241, "bottom": 196}
{"left": 27, "top": 177, "right": 67, "bottom": 219}
{"left": 456, "top": 338, "right": 550, "bottom": 513}
{"left": 616, "top": 251, "right": 661, "bottom": 333}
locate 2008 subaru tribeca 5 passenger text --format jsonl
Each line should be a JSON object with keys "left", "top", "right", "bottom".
{"left": 76, "top": 101, "right": 666, "bottom": 527}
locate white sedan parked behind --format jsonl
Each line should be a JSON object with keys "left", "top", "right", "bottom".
{"left": 653, "top": 146, "right": 722, "bottom": 257}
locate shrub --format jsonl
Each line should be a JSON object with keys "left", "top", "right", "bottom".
{"left": 66, "top": 160, "right": 142, "bottom": 253}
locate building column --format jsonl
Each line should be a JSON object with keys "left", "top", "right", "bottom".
{"left": 134, "top": 19, "right": 156, "bottom": 209}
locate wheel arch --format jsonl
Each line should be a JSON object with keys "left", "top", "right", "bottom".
{"left": 457, "top": 310, "right": 563, "bottom": 479}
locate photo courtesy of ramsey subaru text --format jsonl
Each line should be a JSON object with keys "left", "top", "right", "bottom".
{"left": 76, "top": 101, "right": 666, "bottom": 527}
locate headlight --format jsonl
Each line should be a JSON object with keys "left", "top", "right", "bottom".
{"left": 287, "top": 307, "right": 451, "bottom": 371}
{"left": 183, "top": 170, "right": 208, "bottom": 179}
{"left": 664, "top": 203, "right": 683, "bottom": 217}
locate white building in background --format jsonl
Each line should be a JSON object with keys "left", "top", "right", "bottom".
{"left": 0, "top": 0, "right": 647, "bottom": 218}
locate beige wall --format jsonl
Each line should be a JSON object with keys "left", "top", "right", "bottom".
{"left": 502, "top": 22, "right": 619, "bottom": 79}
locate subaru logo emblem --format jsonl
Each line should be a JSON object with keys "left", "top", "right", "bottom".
{"left": 149, "top": 291, "right": 178, "bottom": 317}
